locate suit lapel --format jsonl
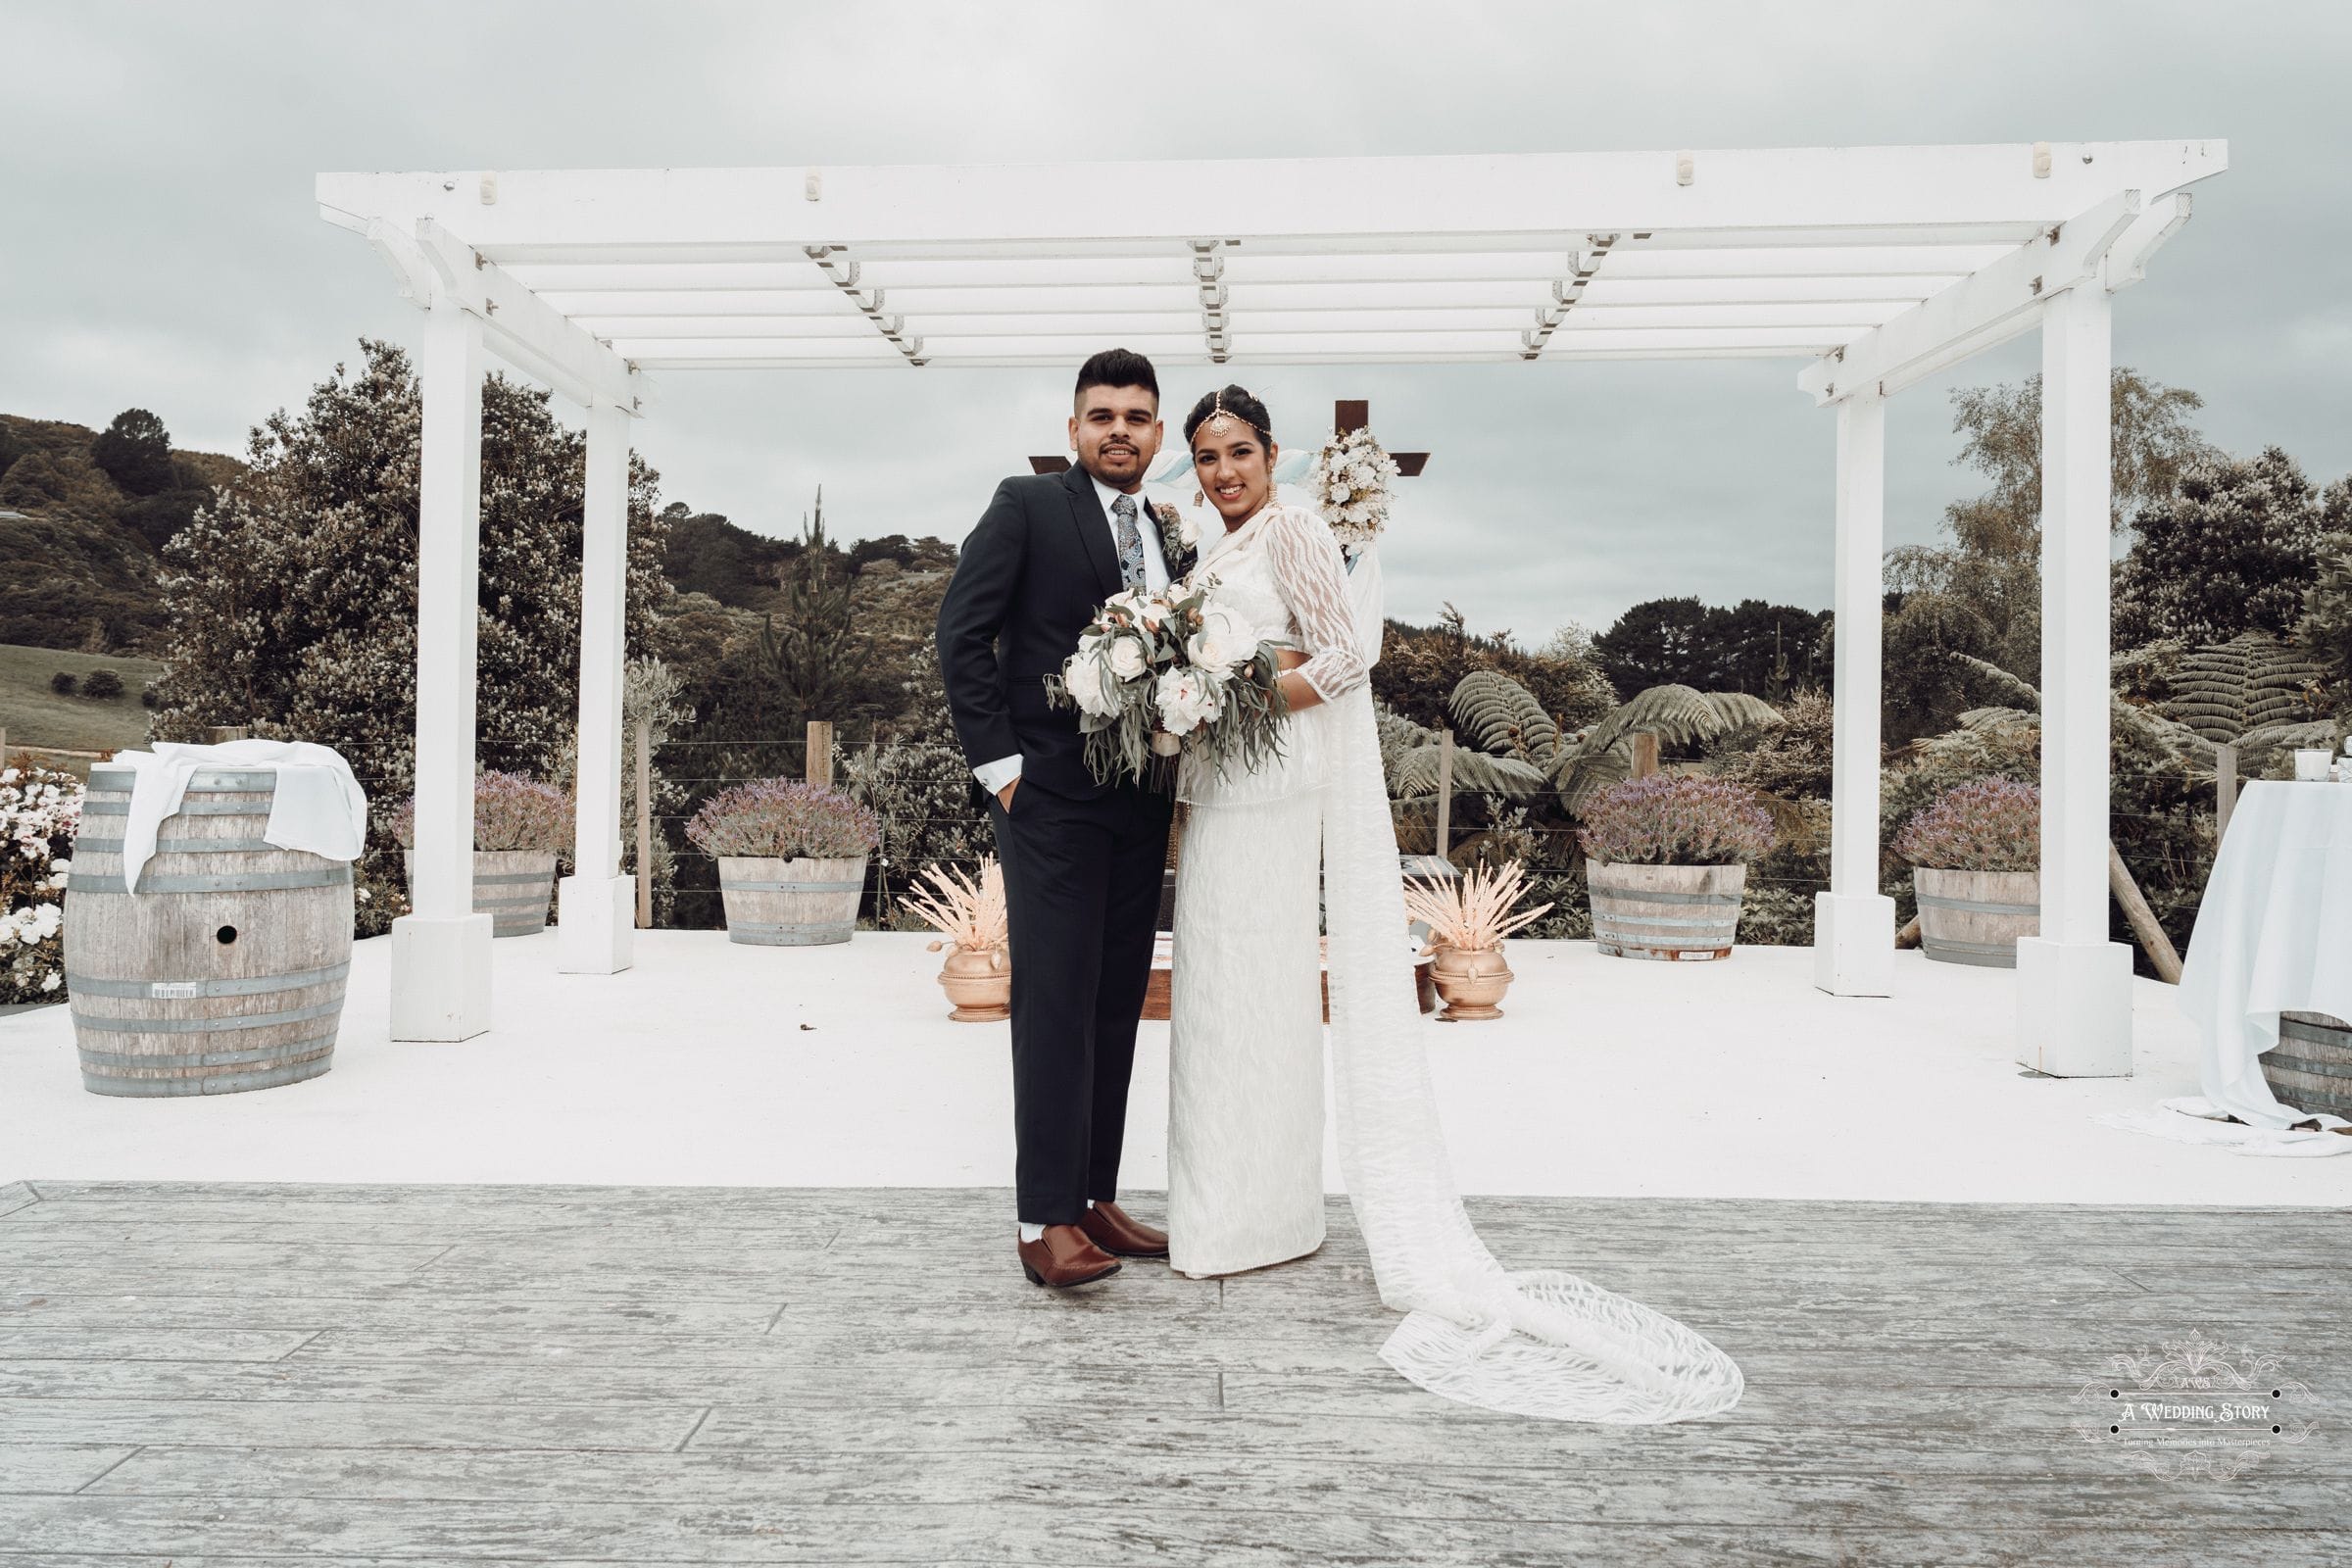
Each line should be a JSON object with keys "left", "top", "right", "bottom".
{"left": 1063, "top": 464, "right": 1122, "bottom": 599}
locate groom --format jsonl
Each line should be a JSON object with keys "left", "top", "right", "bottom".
{"left": 936, "top": 348, "right": 1200, "bottom": 1288}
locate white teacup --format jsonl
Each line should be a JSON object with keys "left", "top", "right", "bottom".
{"left": 2295, "top": 748, "right": 2331, "bottom": 781}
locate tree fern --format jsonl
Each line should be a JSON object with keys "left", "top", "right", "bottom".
{"left": 1448, "top": 669, "right": 1560, "bottom": 763}
{"left": 2163, "top": 632, "right": 2325, "bottom": 743}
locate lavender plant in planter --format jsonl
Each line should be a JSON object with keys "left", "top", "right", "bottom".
{"left": 1893, "top": 777, "right": 2039, "bottom": 967}
{"left": 388, "top": 771, "right": 570, "bottom": 937}
{"left": 1578, "top": 774, "right": 1774, "bottom": 960}
{"left": 686, "top": 780, "right": 880, "bottom": 947}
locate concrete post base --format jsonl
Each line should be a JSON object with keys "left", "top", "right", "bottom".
{"left": 389, "top": 911, "right": 494, "bottom": 1041}
{"left": 2015, "top": 935, "right": 2133, "bottom": 1077}
{"left": 1813, "top": 891, "right": 1897, "bottom": 998}
{"left": 557, "top": 873, "right": 637, "bottom": 975}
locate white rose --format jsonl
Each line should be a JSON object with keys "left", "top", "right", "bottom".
{"left": 1177, "top": 514, "right": 1200, "bottom": 548}
{"left": 33, "top": 904, "right": 62, "bottom": 939}
{"left": 1155, "top": 666, "right": 1224, "bottom": 735}
{"left": 1105, "top": 633, "right": 1150, "bottom": 681}
{"left": 1062, "top": 657, "right": 1112, "bottom": 716}
{"left": 40, "top": 971, "right": 61, "bottom": 993}
{"left": 1185, "top": 605, "right": 1251, "bottom": 669}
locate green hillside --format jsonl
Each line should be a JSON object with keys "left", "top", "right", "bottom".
{"left": 0, "top": 411, "right": 245, "bottom": 654}
{"left": 0, "top": 642, "right": 163, "bottom": 758}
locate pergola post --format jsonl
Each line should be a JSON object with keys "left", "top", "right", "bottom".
{"left": 390, "top": 300, "right": 494, "bottom": 1041}
{"left": 557, "top": 398, "right": 637, "bottom": 974}
{"left": 2015, "top": 281, "right": 2133, "bottom": 1075}
{"left": 1814, "top": 386, "right": 1896, "bottom": 997}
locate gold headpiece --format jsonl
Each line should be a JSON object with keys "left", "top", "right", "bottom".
{"left": 1206, "top": 388, "right": 1237, "bottom": 437}
{"left": 1203, "top": 388, "right": 1260, "bottom": 441}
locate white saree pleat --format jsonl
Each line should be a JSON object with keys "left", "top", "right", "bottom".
{"left": 1173, "top": 509, "right": 1743, "bottom": 1421}
{"left": 1321, "top": 676, "right": 1744, "bottom": 1424}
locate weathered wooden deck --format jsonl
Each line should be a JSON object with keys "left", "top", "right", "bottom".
{"left": 0, "top": 1180, "right": 2340, "bottom": 1566}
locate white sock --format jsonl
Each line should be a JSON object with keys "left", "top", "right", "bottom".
{"left": 1019, "top": 1222, "right": 1045, "bottom": 1243}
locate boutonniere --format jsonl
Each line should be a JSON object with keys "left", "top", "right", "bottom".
{"left": 1152, "top": 502, "right": 1198, "bottom": 559}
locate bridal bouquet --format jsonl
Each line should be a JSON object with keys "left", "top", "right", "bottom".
{"left": 1046, "top": 579, "right": 1289, "bottom": 788}
{"left": 1309, "top": 425, "right": 1402, "bottom": 552}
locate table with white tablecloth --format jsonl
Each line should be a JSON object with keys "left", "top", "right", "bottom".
{"left": 2177, "top": 779, "right": 2352, "bottom": 1130}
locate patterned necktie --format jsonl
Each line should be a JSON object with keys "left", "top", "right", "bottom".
{"left": 1110, "top": 494, "right": 1148, "bottom": 590}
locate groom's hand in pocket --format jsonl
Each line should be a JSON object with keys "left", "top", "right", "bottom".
{"left": 997, "top": 778, "right": 1019, "bottom": 812}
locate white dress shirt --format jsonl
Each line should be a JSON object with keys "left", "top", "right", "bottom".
{"left": 973, "top": 474, "right": 1170, "bottom": 795}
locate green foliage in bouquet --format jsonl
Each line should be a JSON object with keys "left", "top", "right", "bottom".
{"left": 1045, "top": 581, "right": 1290, "bottom": 790}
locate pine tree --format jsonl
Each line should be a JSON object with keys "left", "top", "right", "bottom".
{"left": 89, "top": 409, "right": 176, "bottom": 497}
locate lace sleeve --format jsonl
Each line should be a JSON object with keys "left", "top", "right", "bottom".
{"left": 1265, "top": 506, "right": 1369, "bottom": 703}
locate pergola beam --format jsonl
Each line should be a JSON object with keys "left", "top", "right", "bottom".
{"left": 1796, "top": 189, "right": 2143, "bottom": 405}
{"left": 316, "top": 144, "right": 2223, "bottom": 254}
{"left": 318, "top": 198, "right": 653, "bottom": 414}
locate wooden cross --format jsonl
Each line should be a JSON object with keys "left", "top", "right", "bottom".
{"left": 1333, "top": 400, "right": 1428, "bottom": 475}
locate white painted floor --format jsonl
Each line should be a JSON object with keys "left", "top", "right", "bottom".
{"left": 3, "top": 930, "right": 2345, "bottom": 1206}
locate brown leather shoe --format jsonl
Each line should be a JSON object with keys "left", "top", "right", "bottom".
{"left": 1018, "top": 1224, "right": 1122, "bottom": 1288}
{"left": 1077, "top": 1200, "right": 1169, "bottom": 1258}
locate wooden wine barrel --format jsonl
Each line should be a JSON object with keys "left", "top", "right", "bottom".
{"left": 403, "top": 850, "right": 558, "bottom": 937}
{"left": 1913, "top": 867, "right": 2038, "bottom": 968}
{"left": 1587, "top": 859, "right": 1746, "bottom": 961}
{"left": 716, "top": 855, "right": 866, "bottom": 946}
{"left": 2266, "top": 1011, "right": 2352, "bottom": 1120}
{"left": 65, "top": 764, "right": 352, "bottom": 1097}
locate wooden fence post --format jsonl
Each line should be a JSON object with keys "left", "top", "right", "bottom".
{"left": 1434, "top": 729, "right": 1454, "bottom": 858}
{"left": 2216, "top": 742, "right": 2239, "bottom": 841}
{"left": 633, "top": 713, "right": 653, "bottom": 930}
{"left": 1630, "top": 732, "right": 1662, "bottom": 779}
{"left": 806, "top": 720, "right": 835, "bottom": 788}
{"left": 2109, "top": 840, "right": 2183, "bottom": 984}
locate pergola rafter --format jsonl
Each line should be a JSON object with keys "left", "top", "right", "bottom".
{"left": 316, "top": 140, "right": 2226, "bottom": 1072}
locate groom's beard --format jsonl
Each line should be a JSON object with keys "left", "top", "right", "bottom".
{"left": 1080, "top": 440, "right": 1152, "bottom": 489}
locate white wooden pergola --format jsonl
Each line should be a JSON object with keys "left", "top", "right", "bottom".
{"left": 318, "top": 140, "right": 2226, "bottom": 1074}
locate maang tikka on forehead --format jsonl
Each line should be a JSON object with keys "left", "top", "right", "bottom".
{"left": 1204, "top": 388, "right": 1262, "bottom": 442}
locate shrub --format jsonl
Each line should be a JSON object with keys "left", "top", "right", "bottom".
{"left": 1, "top": 765, "right": 82, "bottom": 1003}
{"left": 139, "top": 683, "right": 159, "bottom": 710}
{"left": 383, "top": 770, "right": 572, "bottom": 853}
{"left": 1893, "top": 776, "right": 2039, "bottom": 873}
{"left": 48, "top": 671, "right": 75, "bottom": 696}
{"left": 1577, "top": 774, "right": 1775, "bottom": 866}
{"left": 81, "top": 668, "right": 123, "bottom": 701}
{"left": 686, "top": 779, "right": 880, "bottom": 860}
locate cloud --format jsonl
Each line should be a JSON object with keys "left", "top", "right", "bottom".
{"left": 4, "top": 0, "right": 2348, "bottom": 643}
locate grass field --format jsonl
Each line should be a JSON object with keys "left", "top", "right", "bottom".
{"left": 0, "top": 642, "right": 163, "bottom": 759}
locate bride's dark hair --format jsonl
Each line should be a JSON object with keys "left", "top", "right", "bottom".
{"left": 1183, "top": 384, "right": 1275, "bottom": 448}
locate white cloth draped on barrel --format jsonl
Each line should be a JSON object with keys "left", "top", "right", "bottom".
{"left": 2176, "top": 780, "right": 2352, "bottom": 1133}
{"left": 109, "top": 741, "right": 368, "bottom": 895}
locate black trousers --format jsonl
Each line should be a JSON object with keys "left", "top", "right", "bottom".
{"left": 987, "top": 776, "right": 1173, "bottom": 1224}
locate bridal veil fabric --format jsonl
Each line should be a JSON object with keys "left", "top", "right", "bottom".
{"left": 1317, "top": 533, "right": 1745, "bottom": 1424}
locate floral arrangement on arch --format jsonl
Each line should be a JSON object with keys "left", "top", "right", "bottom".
{"left": 383, "top": 770, "right": 571, "bottom": 853}
{"left": 1576, "top": 774, "right": 1776, "bottom": 866}
{"left": 1, "top": 764, "right": 83, "bottom": 1003}
{"left": 1047, "top": 579, "right": 1289, "bottom": 788}
{"left": 1893, "top": 777, "right": 2039, "bottom": 873}
{"left": 685, "top": 779, "right": 880, "bottom": 860}
{"left": 1310, "top": 425, "right": 1402, "bottom": 553}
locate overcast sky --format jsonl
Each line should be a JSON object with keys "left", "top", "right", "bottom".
{"left": 5, "top": 1, "right": 2348, "bottom": 641}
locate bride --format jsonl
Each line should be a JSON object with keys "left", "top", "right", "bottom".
{"left": 1164, "top": 384, "right": 1743, "bottom": 1424}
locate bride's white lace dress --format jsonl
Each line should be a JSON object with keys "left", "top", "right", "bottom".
{"left": 1168, "top": 502, "right": 1744, "bottom": 1424}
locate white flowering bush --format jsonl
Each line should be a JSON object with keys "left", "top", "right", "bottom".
{"left": 1309, "top": 425, "right": 1401, "bottom": 552}
{"left": 1, "top": 765, "right": 83, "bottom": 1003}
